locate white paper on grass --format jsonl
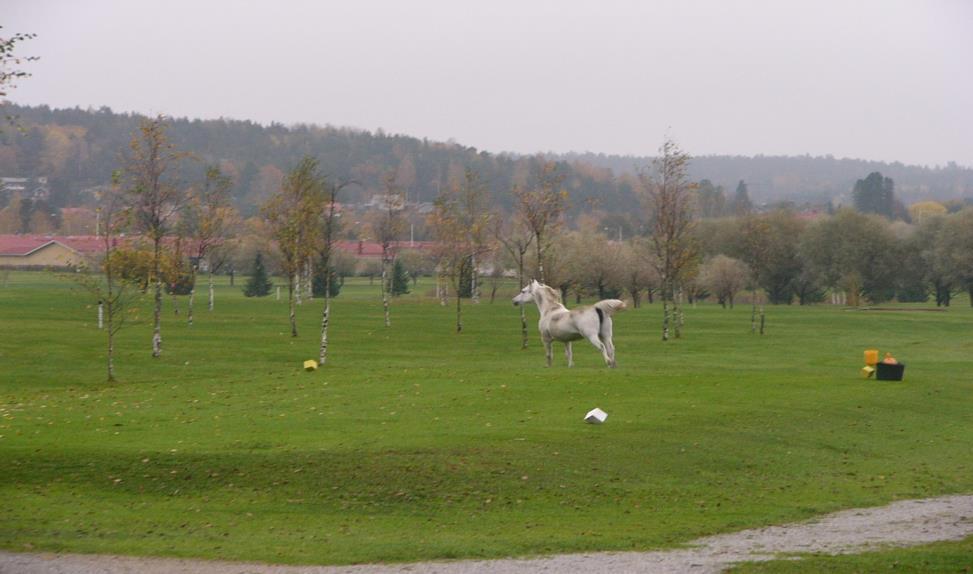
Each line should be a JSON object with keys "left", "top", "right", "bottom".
{"left": 584, "top": 408, "right": 608, "bottom": 424}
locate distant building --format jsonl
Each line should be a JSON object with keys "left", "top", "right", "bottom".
{"left": 334, "top": 240, "right": 438, "bottom": 259}
{"left": 0, "top": 177, "right": 51, "bottom": 201}
{"left": 0, "top": 234, "right": 102, "bottom": 269}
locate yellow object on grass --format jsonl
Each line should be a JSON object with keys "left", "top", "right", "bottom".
{"left": 861, "top": 365, "right": 875, "bottom": 379}
{"left": 303, "top": 360, "right": 318, "bottom": 371}
{"left": 864, "top": 349, "right": 879, "bottom": 366}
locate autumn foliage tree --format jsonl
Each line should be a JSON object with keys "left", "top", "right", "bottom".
{"left": 433, "top": 168, "right": 492, "bottom": 333}
{"left": 262, "top": 156, "right": 325, "bottom": 337}
{"left": 373, "top": 173, "right": 405, "bottom": 327}
{"left": 123, "top": 116, "right": 188, "bottom": 357}
{"left": 181, "top": 165, "right": 234, "bottom": 325}
{"left": 318, "top": 178, "right": 356, "bottom": 365}
{"left": 70, "top": 176, "right": 136, "bottom": 382}
{"left": 641, "top": 138, "right": 697, "bottom": 341}
{"left": 514, "top": 161, "right": 568, "bottom": 283}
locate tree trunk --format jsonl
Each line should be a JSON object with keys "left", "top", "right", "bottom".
{"left": 674, "top": 289, "right": 682, "bottom": 339}
{"left": 535, "top": 231, "right": 544, "bottom": 282}
{"left": 750, "top": 288, "right": 757, "bottom": 334}
{"left": 319, "top": 272, "right": 331, "bottom": 365}
{"left": 490, "top": 283, "right": 497, "bottom": 303}
{"left": 306, "top": 261, "right": 313, "bottom": 300}
{"left": 288, "top": 278, "right": 298, "bottom": 337}
{"left": 295, "top": 272, "right": 302, "bottom": 306}
{"left": 208, "top": 270, "right": 214, "bottom": 311}
{"left": 662, "top": 297, "right": 670, "bottom": 341}
{"left": 107, "top": 323, "right": 115, "bottom": 382}
{"left": 759, "top": 304, "right": 766, "bottom": 335}
{"left": 382, "top": 257, "right": 391, "bottom": 327}
{"left": 106, "top": 278, "right": 115, "bottom": 382}
{"left": 187, "top": 266, "right": 196, "bottom": 326}
{"left": 152, "top": 239, "right": 162, "bottom": 358}
{"left": 456, "top": 287, "right": 462, "bottom": 333}
{"left": 471, "top": 254, "right": 479, "bottom": 304}
{"left": 98, "top": 300, "right": 104, "bottom": 329}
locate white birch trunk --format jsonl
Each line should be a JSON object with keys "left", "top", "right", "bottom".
{"left": 188, "top": 287, "right": 195, "bottom": 326}
{"left": 662, "top": 297, "right": 670, "bottom": 341}
{"left": 319, "top": 295, "right": 330, "bottom": 365}
{"left": 289, "top": 279, "right": 298, "bottom": 337}
{"left": 187, "top": 267, "right": 196, "bottom": 326}
{"left": 294, "top": 272, "right": 302, "bottom": 306}
{"left": 208, "top": 271, "right": 214, "bottom": 311}
{"left": 382, "top": 258, "right": 391, "bottom": 327}
{"left": 152, "top": 263, "right": 162, "bottom": 358}
{"left": 97, "top": 301, "right": 104, "bottom": 329}
{"left": 276, "top": 285, "right": 281, "bottom": 301}
{"left": 305, "top": 260, "right": 313, "bottom": 300}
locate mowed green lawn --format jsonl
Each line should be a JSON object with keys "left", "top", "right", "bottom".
{"left": 1, "top": 271, "right": 971, "bottom": 567}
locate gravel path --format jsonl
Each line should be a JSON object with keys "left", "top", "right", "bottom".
{"left": 2, "top": 494, "right": 971, "bottom": 574}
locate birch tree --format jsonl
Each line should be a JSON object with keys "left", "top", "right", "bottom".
{"left": 494, "top": 212, "right": 534, "bottom": 347}
{"left": 318, "top": 178, "right": 356, "bottom": 365}
{"left": 71, "top": 176, "right": 134, "bottom": 382}
{"left": 641, "top": 138, "right": 697, "bottom": 341}
{"left": 262, "top": 157, "right": 325, "bottom": 337}
{"left": 123, "top": 116, "right": 188, "bottom": 358}
{"left": 513, "top": 161, "right": 567, "bottom": 283}
{"left": 373, "top": 173, "right": 404, "bottom": 327}
{"left": 433, "top": 169, "right": 492, "bottom": 333}
{"left": 182, "top": 165, "right": 233, "bottom": 326}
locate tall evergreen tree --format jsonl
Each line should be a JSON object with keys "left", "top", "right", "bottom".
{"left": 853, "top": 172, "right": 895, "bottom": 218}
{"left": 731, "top": 180, "right": 752, "bottom": 216}
{"left": 243, "top": 252, "right": 273, "bottom": 297}
{"left": 391, "top": 259, "right": 411, "bottom": 296}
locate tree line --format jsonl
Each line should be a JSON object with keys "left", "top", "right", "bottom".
{"left": 60, "top": 118, "right": 973, "bottom": 382}
{"left": 3, "top": 103, "right": 972, "bottom": 227}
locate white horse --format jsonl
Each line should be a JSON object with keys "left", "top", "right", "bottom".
{"left": 513, "top": 280, "right": 626, "bottom": 368}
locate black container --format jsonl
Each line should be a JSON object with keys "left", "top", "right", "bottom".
{"left": 876, "top": 362, "right": 906, "bottom": 381}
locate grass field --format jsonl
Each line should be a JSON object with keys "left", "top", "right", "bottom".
{"left": 1, "top": 271, "right": 972, "bottom": 568}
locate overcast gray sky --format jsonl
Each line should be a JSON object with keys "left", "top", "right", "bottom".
{"left": 5, "top": 0, "right": 972, "bottom": 166}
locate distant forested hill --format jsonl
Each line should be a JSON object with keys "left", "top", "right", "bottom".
{"left": 1, "top": 104, "right": 970, "bottom": 214}
{"left": 556, "top": 152, "right": 973, "bottom": 205}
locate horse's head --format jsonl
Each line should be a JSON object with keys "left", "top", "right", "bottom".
{"left": 512, "top": 280, "right": 540, "bottom": 306}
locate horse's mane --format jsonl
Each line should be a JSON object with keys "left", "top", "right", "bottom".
{"left": 538, "top": 284, "right": 562, "bottom": 304}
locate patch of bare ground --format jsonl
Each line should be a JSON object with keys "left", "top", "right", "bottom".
{"left": 2, "top": 495, "right": 971, "bottom": 574}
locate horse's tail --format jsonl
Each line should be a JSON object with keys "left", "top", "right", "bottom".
{"left": 594, "top": 299, "right": 627, "bottom": 318}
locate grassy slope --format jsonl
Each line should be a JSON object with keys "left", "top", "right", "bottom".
{"left": 728, "top": 537, "right": 973, "bottom": 573}
{"left": 1, "top": 272, "right": 971, "bottom": 566}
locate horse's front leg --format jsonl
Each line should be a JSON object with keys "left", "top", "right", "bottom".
{"left": 543, "top": 337, "right": 554, "bottom": 367}
{"left": 565, "top": 341, "right": 573, "bottom": 367}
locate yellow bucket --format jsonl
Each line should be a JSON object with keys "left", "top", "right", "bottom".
{"left": 864, "top": 349, "right": 879, "bottom": 366}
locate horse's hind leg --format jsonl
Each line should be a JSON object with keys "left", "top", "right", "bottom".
{"left": 565, "top": 342, "right": 573, "bottom": 367}
{"left": 603, "top": 335, "right": 617, "bottom": 368}
{"left": 600, "top": 317, "right": 617, "bottom": 368}
{"left": 584, "top": 331, "right": 613, "bottom": 368}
